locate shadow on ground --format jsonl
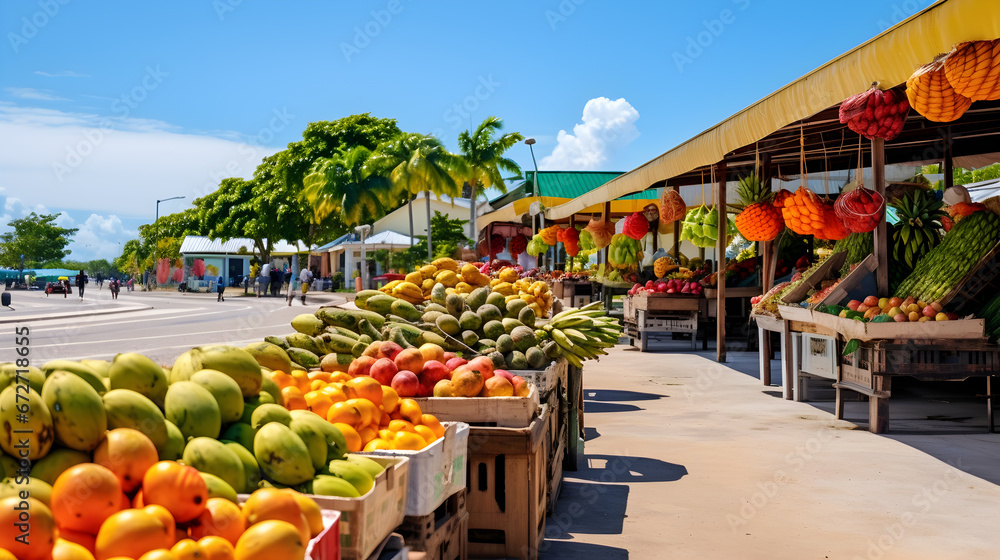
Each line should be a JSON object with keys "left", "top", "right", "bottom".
{"left": 583, "top": 389, "right": 663, "bottom": 413}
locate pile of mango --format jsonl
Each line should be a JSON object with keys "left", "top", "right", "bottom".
{"left": 0, "top": 346, "right": 384, "bottom": 515}
{"left": 490, "top": 266, "right": 553, "bottom": 318}
{"left": 379, "top": 257, "right": 490, "bottom": 304}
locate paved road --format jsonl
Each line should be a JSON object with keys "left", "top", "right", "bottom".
{"left": 0, "top": 287, "right": 346, "bottom": 366}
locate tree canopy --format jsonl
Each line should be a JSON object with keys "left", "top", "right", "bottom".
{"left": 0, "top": 212, "right": 78, "bottom": 268}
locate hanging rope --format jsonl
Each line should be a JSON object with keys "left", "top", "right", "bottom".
{"left": 700, "top": 169, "right": 705, "bottom": 206}
{"left": 856, "top": 134, "right": 865, "bottom": 189}
{"left": 709, "top": 164, "right": 716, "bottom": 209}
{"left": 820, "top": 132, "right": 830, "bottom": 196}
{"left": 799, "top": 124, "right": 807, "bottom": 191}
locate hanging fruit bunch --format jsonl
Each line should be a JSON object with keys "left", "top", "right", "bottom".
{"left": 584, "top": 217, "right": 615, "bottom": 249}
{"left": 839, "top": 85, "right": 910, "bottom": 141}
{"left": 772, "top": 189, "right": 793, "bottom": 209}
{"left": 557, "top": 226, "right": 581, "bottom": 256}
{"left": 943, "top": 39, "right": 1000, "bottom": 101}
{"left": 835, "top": 185, "right": 885, "bottom": 233}
{"left": 579, "top": 229, "right": 596, "bottom": 252}
{"left": 732, "top": 173, "right": 783, "bottom": 241}
{"left": 608, "top": 233, "right": 642, "bottom": 270}
{"left": 539, "top": 224, "right": 561, "bottom": 246}
{"left": 509, "top": 233, "right": 528, "bottom": 259}
{"left": 490, "top": 233, "right": 506, "bottom": 255}
{"left": 622, "top": 211, "right": 649, "bottom": 240}
{"left": 526, "top": 234, "right": 548, "bottom": 257}
{"left": 906, "top": 55, "right": 973, "bottom": 123}
{"left": 815, "top": 202, "right": 851, "bottom": 241}
{"left": 659, "top": 188, "right": 687, "bottom": 223}
{"left": 780, "top": 187, "right": 827, "bottom": 237}
{"left": 681, "top": 206, "right": 733, "bottom": 248}
{"left": 890, "top": 190, "right": 946, "bottom": 275}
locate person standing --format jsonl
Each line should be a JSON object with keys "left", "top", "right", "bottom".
{"left": 299, "top": 267, "right": 313, "bottom": 305}
{"left": 270, "top": 266, "right": 281, "bottom": 297}
{"left": 258, "top": 262, "right": 271, "bottom": 298}
{"left": 110, "top": 277, "right": 120, "bottom": 300}
{"left": 75, "top": 270, "right": 86, "bottom": 300}
{"left": 217, "top": 277, "right": 226, "bottom": 302}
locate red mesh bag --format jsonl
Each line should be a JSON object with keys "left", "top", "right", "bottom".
{"left": 622, "top": 212, "right": 649, "bottom": 240}
{"left": 490, "top": 234, "right": 505, "bottom": 254}
{"left": 508, "top": 234, "right": 527, "bottom": 259}
{"left": 557, "top": 227, "right": 581, "bottom": 256}
{"left": 834, "top": 186, "right": 885, "bottom": 233}
{"left": 584, "top": 218, "right": 615, "bottom": 249}
{"left": 839, "top": 85, "right": 910, "bottom": 141}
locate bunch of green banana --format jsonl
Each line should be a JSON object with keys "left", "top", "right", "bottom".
{"left": 536, "top": 302, "right": 623, "bottom": 368}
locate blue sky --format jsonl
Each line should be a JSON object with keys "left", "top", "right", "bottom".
{"left": 0, "top": 0, "right": 935, "bottom": 260}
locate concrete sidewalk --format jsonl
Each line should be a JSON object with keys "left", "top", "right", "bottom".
{"left": 540, "top": 342, "right": 1000, "bottom": 559}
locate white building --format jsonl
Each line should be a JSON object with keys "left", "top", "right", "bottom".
{"left": 179, "top": 236, "right": 309, "bottom": 284}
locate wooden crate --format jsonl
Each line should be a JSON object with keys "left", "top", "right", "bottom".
{"left": 412, "top": 385, "right": 540, "bottom": 427}
{"left": 397, "top": 489, "right": 468, "bottom": 560}
{"left": 544, "top": 390, "right": 566, "bottom": 514}
{"left": 465, "top": 404, "right": 549, "bottom": 559}
{"left": 624, "top": 293, "right": 700, "bottom": 317}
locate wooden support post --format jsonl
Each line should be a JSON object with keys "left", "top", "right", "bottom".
{"left": 943, "top": 127, "right": 954, "bottom": 190}
{"left": 488, "top": 222, "right": 496, "bottom": 265}
{"left": 781, "top": 320, "right": 794, "bottom": 399}
{"left": 672, "top": 185, "right": 681, "bottom": 260}
{"left": 869, "top": 375, "right": 891, "bottom": 433}
{"left": 760, "top": 154, "right": 774, "bottom": 291}
{"left": 871, "top": 138, "right": 889, "bottom": 295}
{"left": 716, "top": 160, "right": 727, "bottom": 363}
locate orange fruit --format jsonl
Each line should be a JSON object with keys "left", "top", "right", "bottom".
{"left": 280, "top": 386, "right": 307, "bottom": 410}
{"left": 387, "top": 419, "right": 417, "bottom": 434}
{"left": 286, "top": 492, "right": 323, "bottom": 539}
{"left": 414, "top": 425, "right": 438, "bottom": 444}
{"left": 377, "top": 429, "right": 396, "bottom": 442}
{"left": 133, "top": 489, "right": 145, "bottom": 508}
{"left": 240, "top": 489, "right": 309, "bottom": 545}
{"left": 197, "top": 536, "right": 235, "bottom": 560}
{"left": 269, "top": 371, "right": 295, "bottom": 390}
{"left": 378, "top": 411, "right": 392, "bottom": 428}
{"left": 52, "top": 538, "right": 97, "bottom": 560}
{"left": 142, "top": 505, "right": 177, "bottom": 545}
{"left": 363, "top": 439, "right": 393, "bottom": 452}
{"left": 142, "top": 461, "right": 209, "bottom": 523}
{"left": 329, "top": 372, "right": 353, "bottom": 384}
{"left": 51, "top": 463, "right": 122, "bottom": 534}
{"left": 95, "top": 509, "right": 173, "bottom": 560}
{"left": 345, "top": 377, "right": 383, "bottom": 406}
{"left": 393, "top": 431, "right": 427, "bottom": 451}
{"left": 332, "top": 423, "right": 362, "bottom": 452}
{"left": 347, "top": 398, "right": 379, "bottom": 427}
{"left": 94, "top": 428, "right": 160, "bottom": 493}
{"left": 326, "top": 401, "right": 362, "bottom": 427}
{"left": 309, "top": 379, "right": 326, "bottom": 392}
{"left": 171, "top": 539, "right": 205, "bottom": 560}
{"left": 320, "top": 384, "right": 348, "bottom": 403}
{"left": 398, "top": 399, "right": 422, "bottom": 424}
{"left": 232, "top": 520, "right": 305, "bottom": 560}
{"left": 289, "top": 370, "right": 311, "bottom": 392}
{"left": 304, "top": 392, "right": 334, "bottom": 419}
{"left": 420, "top": 414, "right": 445, "bottom": 439}
{"left": 138, "top": 550, "right": 179, "bottom": 560}
{"left": 358, "top": 425, "right": 379, "bottom": 445}
{"left": 0, "top": 497, "right": 55, "bottom": 560}
{"left": 188, "top": 498, "right": 245, "bottom": 546}
{"left": 380, "top": 386, "right": 399, "bottom": 413}
{"left": 307, "top": 371, "right": 332, "bottom": 383}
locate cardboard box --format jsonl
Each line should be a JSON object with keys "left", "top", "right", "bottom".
{"left": 411, "top": 385, "right": 540, "bottom": 428}
{"left": 305, "top": 509, "right": 342, "bottom": 560}
{"left": 361, "top": 422, "right": 470, "bottom": 517}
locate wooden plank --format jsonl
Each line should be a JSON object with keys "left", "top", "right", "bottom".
{"left": 759, "top": 325, "right": 772, "bottom": 386}
{"left": 787, "top": 320, "right": 837, "bottom": 337}
{"left": 782, "top": 320, "right": 794, "bottom": 400}
{"left": 869, "top": 375, "right": 891, "bottom": 433}
{"left": 780, "top": 251, "right": 847, "bottom": 303}
{"left": 628, "top": 293, "right": 701, "bottom": 312}
{"left": 716, "top": 160, "right": 727, "bottom": 363}
{"left": 872, "top": 137, "right": 889, "bottom": 295}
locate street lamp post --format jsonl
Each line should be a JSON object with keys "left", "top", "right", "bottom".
{"left": 154, "top": 196, "right": 185, "bottom": 288}
{"left": 525, "top": 138, "right": 543, "bottom": 267}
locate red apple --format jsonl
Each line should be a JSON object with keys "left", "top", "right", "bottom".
{"left": 370, "top": 358, "right": 398, "bottom": 386}
{"left": 466, "top": 356, "right": 495, "bottom": 380}
{"left": 420, "top": 360, "right": 451, "bottom": 386}
{"left": 376, "top": 341, "right": 404, "bottom": 362}
{"left": 391, "top": 370, "right": 419, "bottom": 397}
{"left": 847, "top": 300, "right": 862, "bottom": 311}
{"left": 394, "top": 348, "right": 425, "bottom": 374}
{"left": 644, "top": 280, "right": 654, "bottom": 289}
{"left": 863, "top": 295, "right": 879, "bottom": 307}
{"left": 922, "top": 305, "right": 936, "bottom": 318}
{"left": 348, "top": 355, "right": 377, "bottom": 378}
{"left": 493, "top": 369, "right": 514, "bottom": 383}
{"left": 445, "top": 357, "right": 468, "bottom": 371}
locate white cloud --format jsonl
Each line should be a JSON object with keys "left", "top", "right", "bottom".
{"left": 5, "top": 87, "right": 70, "bottom": 101}
{"left": 0, "top": 102, "right": 287, "bottom": 220}
{"left": 64, "top": 213, "right": 137, "bottom": 261}
{"left": 35, "top": 70, "right": 90, "bottom": 78}
{"left": 539, "top": 97, "right": 640, "bottom": 170}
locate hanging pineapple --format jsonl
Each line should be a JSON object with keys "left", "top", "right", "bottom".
{"left": 732, "top": 173, "right": 783, "bottom": 241}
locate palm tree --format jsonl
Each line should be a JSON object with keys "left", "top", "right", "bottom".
{"left": 458, "top": 117, "right": 523, "bottom": 241}
{"left": 300, "top": 146, "right": 394, "bottom": 226}
{"left": 371, "top": 133, "right": 467, "bottom": 259}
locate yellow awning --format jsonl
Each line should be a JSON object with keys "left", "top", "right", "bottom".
{"left": 479, "top": 196, "right": 660, "bottom": 227}
{"left": 545, "top": 0, "right": 1000, "bottom": 221}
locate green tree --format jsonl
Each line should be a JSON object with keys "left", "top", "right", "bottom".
{"left": 404, "top": 211, "right": 472, "bottom": 262}
{"left": 457, "top": 116, "right": 523, "bottom": 239}
{"left": 301, "top": 146, "right": 394, "bottom": 226}
{"left": 371, "top": 133, "right": 468, "bottom": 258}
{"left": 0, "top": 212, "right": 78, "bottom": 268}
{"left": 114, "top": 239, "right": 146, "bottom": 278}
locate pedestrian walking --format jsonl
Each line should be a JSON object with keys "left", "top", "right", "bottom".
{"left": 270, "top": 266, "right": 281, "bottom": 297}
{"left": 62, "top": 278, "right": 69, "bottom": 298}
{"left": 299, "top": 267, "right": 313, "bottom": 306}
{"left": 128, "top": 277, "right": 134, "bottom": 291}
{"left": 217, "top": 277, "right": 226, "bottom": 302}
{"left": 75, "top": 270, "right": 86, "bottom": 300}
{"left": 110, "top": 278, "right": 120, "bottom": 300}
{"left": 96, "top": 272, "right": 103, "bottom": 290}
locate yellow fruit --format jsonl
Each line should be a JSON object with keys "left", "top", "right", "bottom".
{"left": 393, "top": 431, "right": 427, "bottom": 450}
{"left": 197, "top": 536, "right": 235, "bottom": 560}
{"left": 233, "top": 520, "right": 305, "bottom": 560}
{"left": 171, "top": 540, "right": 205, "bottom": 560}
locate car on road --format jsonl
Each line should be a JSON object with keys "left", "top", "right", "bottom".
{"left": 44, "top": 277, "right": 72, "bottom": 296}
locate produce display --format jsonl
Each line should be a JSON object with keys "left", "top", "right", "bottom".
{"left": 584, "top": 217, "right": 615, "bottom": 249}
{"left": 944, "top": 39, "right": 1000, "bottom": 101}
{"left": 979, "top": 291, "right": 1000, "bottom": 342}
{"left": 750, "top": 281, "right": 791, "bottom": 317}
{"left": 821, "top": 295, "right": 956, "bottom": 323}
{"left": 628, "top": 279, "right": 703, "bottom": 297}
{"left": 838, "top": 85, "right": 910, "bottom": 141}
{"left": 621, "top": 211, "right": 650, "bottom": 240}
{"left": 780, "top": 187, "right": 850, "bottom": 240}
{"left": 835, "top": 185, "right": 885, "bottom": 233}
{"left": 659, "top": 188, "right": 687, "bottom": 224}
{"left": 889, "top": 190, "right": 946, "bottom": 275}
{"left": 535, "top": 302, "right": 621, "bottom": 369}
{"left": 906, "top": 55, "right": 973, "bottom": 123}
{"left": 607, "top": 233, "right": 642, "bottom": 271}
{"left": 680, "top": 205, "right": 730, "bottom": 248}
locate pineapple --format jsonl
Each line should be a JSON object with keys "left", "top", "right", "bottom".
{"left": 733, "top": 173, "right": 783, "bottom": 241}
{"left": 889, "top": 190, "right": 946, "bottom": 285}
